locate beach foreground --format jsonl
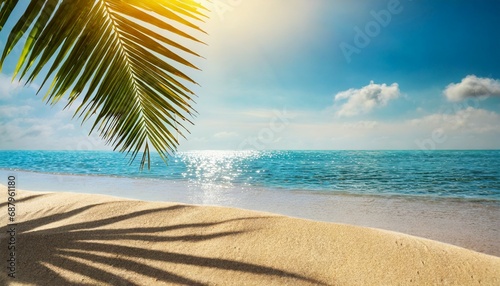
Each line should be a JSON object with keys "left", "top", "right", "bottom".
{"left": 1, "top": 187, "right": 499, "bottom": 285}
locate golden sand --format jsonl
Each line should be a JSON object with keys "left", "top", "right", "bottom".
{"left": 1, "top": 187, "right": 499, "bottom": 285}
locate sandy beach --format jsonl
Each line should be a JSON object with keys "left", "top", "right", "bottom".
{"left": 1, "top": 186, "right": 499, "bottom": 285}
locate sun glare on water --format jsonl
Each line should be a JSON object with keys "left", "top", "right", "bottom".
{"left": 178, "top": 150, "right": 262, "bottom": 185}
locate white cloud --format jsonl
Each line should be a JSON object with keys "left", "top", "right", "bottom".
{"left": 341, "top": 121, "right": 379, "bottom": 130}
{"left": 410, "top": 107, "right": 500, "bottom": 134}
{"left": 444, "top": 75, "right": 500, "bottom": 102}
{"left": 58, "top": 124, "right": 75, "bottom": 131}
{"left": 0, "top": 74, "right": 22, "bottom": 99}
{"left": 213, "top": 131, "right": 239, "bottom": 139}
{"left": 0, "top": 122, "right": 53, "bottom": 146}
{"left": 334, "top": 81, "right": 400, "bottom": 117}
{"left": 0, "top": 72, "right": 40, "bottom": 100}
{"left": 292, "top": 108, "right": 500, "bottom": 150}
{"left": 21, "top": 124, "right": 54, "bottom": 139}
{"left": 0, "top": 114, "right": 109, "bottom": 150}
{"left": 241, "top": 108, "right": 296, "bottom": 121}
{"left": 0, "top": 105, "right": 33, "bottom": 117}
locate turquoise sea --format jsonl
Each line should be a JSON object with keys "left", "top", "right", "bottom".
{"left": 0, "top": 150, "right": 499, "bottom": 201}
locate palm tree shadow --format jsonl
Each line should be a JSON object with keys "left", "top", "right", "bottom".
{"left": 0, "top": 193, "right": 45, "bottom": 209}
{"left": 1, "top": 193, "right": 326, "bottom": 285}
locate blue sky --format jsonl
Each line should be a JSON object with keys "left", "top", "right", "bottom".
{"left": 1, "top": 0, "right": 500, "bottom": 151}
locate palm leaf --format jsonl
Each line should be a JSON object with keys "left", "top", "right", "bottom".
{"left": 0, "top": 0, "right": 207, "bottom": 169}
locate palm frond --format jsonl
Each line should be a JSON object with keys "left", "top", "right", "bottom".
{"left": 0, "top": 0, "right": 207, "bottom": 169}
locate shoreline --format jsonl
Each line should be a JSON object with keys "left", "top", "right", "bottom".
{"left": 0, "top": 170, "right": 499, "bottom": 257}
{"left": 2, "top": 168, "right": 499, "bottom": 203}
{"left": 1, "top": 187, "right": 499, "bottom": 285}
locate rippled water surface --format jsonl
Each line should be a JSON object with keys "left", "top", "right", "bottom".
{"left": 0, "top": 150, "right": 499, "bottom": 200}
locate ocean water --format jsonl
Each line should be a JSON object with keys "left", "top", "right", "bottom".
{"left": 0, "top": 150, "right": 499, "bottom": 201}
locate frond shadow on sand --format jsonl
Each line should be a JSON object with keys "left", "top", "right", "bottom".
{"left": 1, "top": 193, "right": 327, "bottom": 285}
